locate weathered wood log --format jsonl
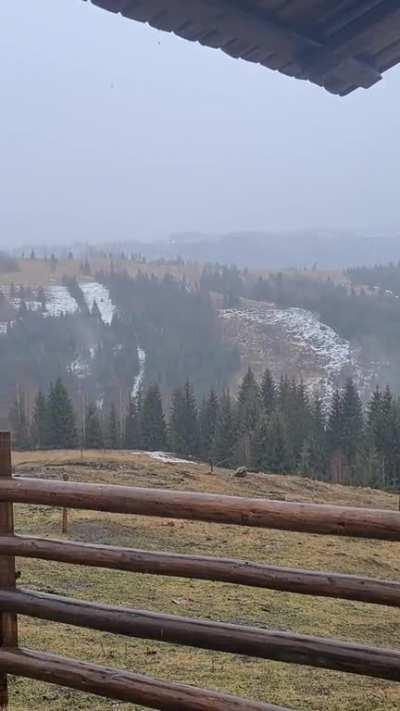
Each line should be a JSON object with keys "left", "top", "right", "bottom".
{"left": 1, "top": 477, "right": 400, "bottom": 539}
{"left": 0, "top": 647, "right": 286, "bottom": 711}
{"left": 0, "top": 434, "right": 17, "bottom": 711}
{"left": 1, "top": 588, "right": 400, "bottom": 680}
{"left": 0, "top": 535, "right": 399, "bottom": 608}
{"left": 61, "top": 474, "right": 69, "bottom": 535}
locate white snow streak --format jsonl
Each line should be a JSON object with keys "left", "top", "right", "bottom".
{"left": 131, "top": 347, "right": 146, "bottom": 398}
{"left": 80, "top": 282, "right": 115, "bottom": 325}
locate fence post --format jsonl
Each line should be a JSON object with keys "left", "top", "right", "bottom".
{"left": 62, "top": 474, "right": 69, "bottom": 535}
{"left": 0, "top": 433, "right": 17, "bottom": 710}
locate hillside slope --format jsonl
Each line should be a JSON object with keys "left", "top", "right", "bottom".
{"left": 220, "top": 298, "right": 376, "bottom": 401}
{"left": 10, "top": 450, "right": 400, "bottom": 710}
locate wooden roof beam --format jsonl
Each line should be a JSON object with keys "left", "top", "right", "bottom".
{"left": 304, "top": 0, "right": 400, "bottom": 84}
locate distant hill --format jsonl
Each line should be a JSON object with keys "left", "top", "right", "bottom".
{"left": 165, "top": 230, "right": 400, "bottom": 269}
{"left": 71, "top": 230, "right": 400, "bottom": 271}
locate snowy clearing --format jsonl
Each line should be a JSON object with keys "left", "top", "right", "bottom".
{"left": 80, "top": 282, "right": 115, "bottom": 325}
{"left": 46, "top": 285, "right": 78, "bottom": 317}
{"left": 221, "top": 302, "right": 353, "bottom": 378}
{"left": 220, "top": 299, "right": 377, "bottom": 403}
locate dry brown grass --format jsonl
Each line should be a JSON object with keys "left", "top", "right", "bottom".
{"left": 0, "top": 259, "right": 202, "bottom": 289}
{"left": 6, "top": 450, "right": 400, "bottom": 710}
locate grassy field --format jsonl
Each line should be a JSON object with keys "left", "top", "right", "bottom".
{"left": 6, "top": 450, "right": 400, "bottom": 710}
{"left": 0, "top": 258, "right": 202, "bottom": 289}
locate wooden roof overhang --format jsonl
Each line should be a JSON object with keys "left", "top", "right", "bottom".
{"left": 85, "top": 1, "right": 400, "bottom": 94}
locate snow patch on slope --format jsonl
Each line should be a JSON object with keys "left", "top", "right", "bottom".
{"left": 46, "top": 285, "right": 78, "bottom": 317}
{"left": 147, "top": 451, "right": 197, "bottom": 465}
{"left": 80, "top": 282, "right": 115, "bottom": 324}
{"left": 220, "top": 299, "right": 372, "bottom": 402}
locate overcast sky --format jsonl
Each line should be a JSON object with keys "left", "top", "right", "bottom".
{"left": 1, "top": 0, "right": 400, "bottom": 246}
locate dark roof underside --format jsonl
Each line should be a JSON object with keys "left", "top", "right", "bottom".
{"left": 87, "top": 1, "right": 400, "bottom": 95}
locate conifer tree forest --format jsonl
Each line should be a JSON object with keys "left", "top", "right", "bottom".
{"left": 10, "top": 370, "right": 400, "bottom": 490}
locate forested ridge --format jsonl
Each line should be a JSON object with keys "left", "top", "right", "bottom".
{"left": 348, "top": 261, "right": 400, "bottom": 295}
{"left": 3, "top": 257, "right": 400, "bottom": 429}
{"left": 10, "top": 369, "right": 400, "bottom": 490}
{"left": 103, "top": 270, "right": 239, "bottom": 393}
{"left": 0, "top": 270, "right": 239, "bottom": 416}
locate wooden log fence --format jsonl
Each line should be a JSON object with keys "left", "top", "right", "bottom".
{"left": 0, "top": 648, "right": 288, "bottom": 711}
{"left": 0, "top": 433, "right": 399, "bottom": 708}
{"left": 1, "top": 588, "right": 400, "bottom": 681}
{"left": 0, "top": 535, "right": 399, "bottom": 608}
{"left": 1, "top": 476, "right": 400, "bottom": 539}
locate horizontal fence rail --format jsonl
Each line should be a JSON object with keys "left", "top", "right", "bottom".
{"left": 1, "top": 534, "right": 400, "bottom": 608}
{"left": 1, "top": 588, "right": 400, "bottom": 681}
{"left": 0, "top": 647, "right": 287, "bottom": 711}
{"left": 2, "top": 477, "right": 400, "bottom": 539}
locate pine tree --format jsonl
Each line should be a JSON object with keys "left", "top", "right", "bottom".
{"left": 91, "top": 300, "right": 102, "bottom": 322}
{"left": 288, "top": 380, "right": 311, "bottom": 467}
{"left": 260, "top": 368, "right": 276, "bottom": 414}
{"left": 198, "top": 389, "right": 219, "bottom": 460}
{"left": 213, "top": 390, "right": 236, "bottom": 467}
{"left": 81, "top": 257, "right": 91, "bottom": 276}
{"left": 31, "top": 390, "right": 48, "bottom": 449}
{"left": 47, "top": 379, "right": 78, "bottom": 449}
{"left": 106, "top": 403, "right": 120, "bottom": 449}
{"left": 379, "top": 387, "right": 400, "bottom": 486}
{"left": 277, "top": 375, "right": 291, "bottom": 412}
{"left": 367, "top": 387, "right": 383, "bottom": 448}
{"left": 169, "top": 388, "right": 186, "bottom": 455}
{"left": 124, "top": 397, "right": 142, "bottom": 449}
{"left": 327, "top": 388, "right": 345, "bottom": 482}
{"left": 236, "top": 368, "right": 261, "bottom": 467}
{"left": 168, "top": 382, "right": 198, "bottom": 456}
{"left": 85, "top": 403, "right": 104, "bottom": 449}
{"left": 237, "top": 368, "right": 261, "bottom": 432}
{"left": 37, "top": 286, "right": 46, "bottom": 311}
{"left": 341, "top": 378, "right": 364, "bottom": 464}
{"left": 141, "top": 384, "right": 167, "bottom": 451}
{"left": 252, "top": 414, "right": 270, "bottom": 471}
{"left": 308, "top": 394, "right": 327, "bottom": 477}
{"left": 265, "top": 412, "right": 293, "bottom": 473}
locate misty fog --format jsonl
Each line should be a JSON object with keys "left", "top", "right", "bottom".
{"left": 1, "top": 0, "right": 400, "bottom": 247}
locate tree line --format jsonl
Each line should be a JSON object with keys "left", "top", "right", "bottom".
{"left": 9, "top": 370, "right": 400, "bottom": 490}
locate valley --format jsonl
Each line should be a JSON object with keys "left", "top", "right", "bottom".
{"left": 0, "top": 254, "right": 397, "bottom": 419}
